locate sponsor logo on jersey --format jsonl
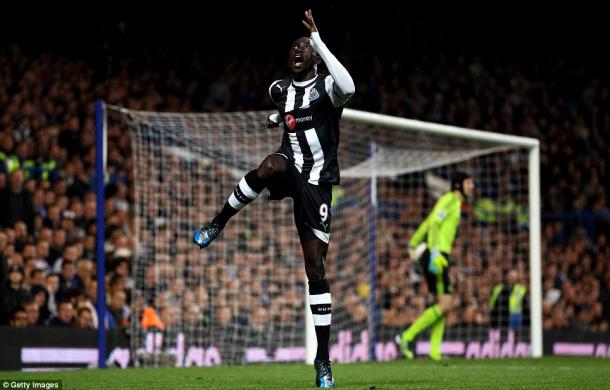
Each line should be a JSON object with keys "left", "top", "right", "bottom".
{"left": 285, "top": 114, "right": 313, "bottom": 130}
{"left": 285, "top": 114, "right": 296, "bottom": 130}
{"left": 295, "top": 115, "right": 313, "bottom": 123}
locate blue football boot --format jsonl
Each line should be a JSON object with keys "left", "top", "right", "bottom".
{"left": 314, "top": 359, "right": 334, "bottom": 388}
{"left": 192, "top": 223, "right": 221, "bottom": 249}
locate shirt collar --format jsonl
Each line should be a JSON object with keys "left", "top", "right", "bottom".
{"left": 292, "top": 74, "right": 318, "bottom": 87}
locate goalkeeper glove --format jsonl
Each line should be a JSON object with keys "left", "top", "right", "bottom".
{"left": 428, "top": 248, "right": 448, "bottom": 275}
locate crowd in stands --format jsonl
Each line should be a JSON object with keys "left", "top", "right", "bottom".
{"left": 0, "top": 33, "right": 608, "bottom": 341}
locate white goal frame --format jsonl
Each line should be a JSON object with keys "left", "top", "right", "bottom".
{"left": 98, "top": 104, "right": 542, "bottom": 366}
{"left": 332, "top": 108, "right": 543, "bottom": 358}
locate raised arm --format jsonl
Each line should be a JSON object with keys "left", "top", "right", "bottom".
{"left": 303, "top": 10, "right": 355, "bottom": 106}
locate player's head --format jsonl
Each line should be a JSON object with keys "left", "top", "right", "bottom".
{"left": 507, "top": 269, "right": 519, "bottom": 285}
{"left": 451, "top": 171, "right": 474, "bottom": 198}
{"left": 289, "top": 37, "right": 321, "bottom": 77}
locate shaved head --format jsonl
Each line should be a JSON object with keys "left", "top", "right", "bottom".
{"left": 289, "top": 37, "right": 320, "bottom": 81}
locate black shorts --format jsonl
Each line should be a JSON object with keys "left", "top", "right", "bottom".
{"left": 266, "top": 154, "right": 332, "bottom": 244}
{"left": 420, "top": 250, "right": 452, "bottom": 295}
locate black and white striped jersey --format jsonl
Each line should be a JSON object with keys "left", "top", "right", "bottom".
{"left": 269, "top": 74, "right": 344, "bottom": 186}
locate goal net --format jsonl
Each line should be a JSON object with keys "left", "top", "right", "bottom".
{"left": 106, "top": 105, "right": 540, "bottom": 366}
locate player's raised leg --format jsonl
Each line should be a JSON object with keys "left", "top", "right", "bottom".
{"left": 193, "top": 154, "right": 287, "bottom": 249}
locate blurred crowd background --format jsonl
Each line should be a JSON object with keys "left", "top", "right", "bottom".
{"left": 1, "top": 2, "right": 608, "bottom": 340}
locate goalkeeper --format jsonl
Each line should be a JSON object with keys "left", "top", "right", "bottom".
{"left": 396, "top": 172, "right": 474, "bottom": 361}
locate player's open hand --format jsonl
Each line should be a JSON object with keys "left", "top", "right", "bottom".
{"left": 302, "top": 9, "right": 318, "bottom": 33}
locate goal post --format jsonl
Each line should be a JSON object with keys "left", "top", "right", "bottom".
{"left": 95, "top": 100, "right": 107, "bottom": 368}
{"left": 99, "top": 103, "right": 542, "bottom": 367}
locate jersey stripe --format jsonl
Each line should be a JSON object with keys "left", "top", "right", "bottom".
{"left": 304, "top": 128, "right": 325, "bottom": 185}
{"left": 293, "top": 85, "right": 305, "bottom": 109}
{"left": 288, "top": 132, "right": 304, "bottom": 172}
{"left": 300, "top": 84, "right": 315, "bottom": 109}
{"left": 297, "top": 131, "right": 314, "bottom": 178}
{"left": 285, "top": 84, "right": 296, "bottom": 112}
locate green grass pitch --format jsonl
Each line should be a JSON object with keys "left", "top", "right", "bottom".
{"left": 1, "top": 357, "right": 609, "bottom": 389}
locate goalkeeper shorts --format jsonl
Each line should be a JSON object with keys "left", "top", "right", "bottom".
{"left": 421, "top": 250, "right": 453, "bottom": 295}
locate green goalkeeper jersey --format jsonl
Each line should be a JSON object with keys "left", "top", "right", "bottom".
{"left": 409, "top": 191, "right": 462, "bottom": 255}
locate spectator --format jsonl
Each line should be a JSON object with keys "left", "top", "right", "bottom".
{"left": 215, "top": 306, "right": 234, "bottom": 328}
{"left": 75, "top": 307, "right": 94, "bottom": 329}
{"left": 30, "top": 285, "right": 50, "bottom": 324}
{"left": 13, "top": 221, "right": 29, "bottom": 253}
{"left": 23, "top": 298, "right": 41, "bottom": 326}
{"left": 0, "top": 133, "right": 18, "bottom": 174}
{"left": 9, "top": 307, "right": 28, "bottom": 328}
{"left": 2, "top": 266, "right": 30, "bottom": 325}
{"left": 58, "top": 259, "right": 76, "bottom": 298}
{"left": 489, "top": 269, "right": 529, "bottom": 329}
{"left": 48, "top": 229, "right": 66, "bottom": 264}
{"left": 111, "top": 258, "right": 134, "bottom": 290}
{"left": 49, "top": 299, "right": 75, "bottom": 327}
{"left": 184, "top": 304, "right": 204, "bottom": 328}
{"left": 46, "top": 273, "right": 60, "bottom": 317}
{"left": 35, "top": 228, "right": 50, "bottom": 247}
{"left": 73, "top": 258, "right": 94, "bottom": 292}
{"left": 159, "top": 305, "right": 181, "bottom": 329}
{"left": 29, "top": 268, "right": 45, "bottom": 288}
{"left": 0, "top": 230, "right": 8, "bottom": 303}
{"left": 72, "top": 278, "right": 99, "bottom": 329}
{"left": 53, "top": 244, "right": 78, "bottom": 274}
{"left": 106, "top": 289, "right": 129, "bottom": 329}
{"left": 0, "top": 170, "right": 34, "bottom": 231}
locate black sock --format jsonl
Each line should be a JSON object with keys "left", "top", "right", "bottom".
{"left": 309, "top": 279, "right": 331, "bottom": 361}
{"left": 212, "top": 170, "right": 265, "bottom": 228}
{"left": 212, "top": 203, "right": 238, "bottom": 229}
